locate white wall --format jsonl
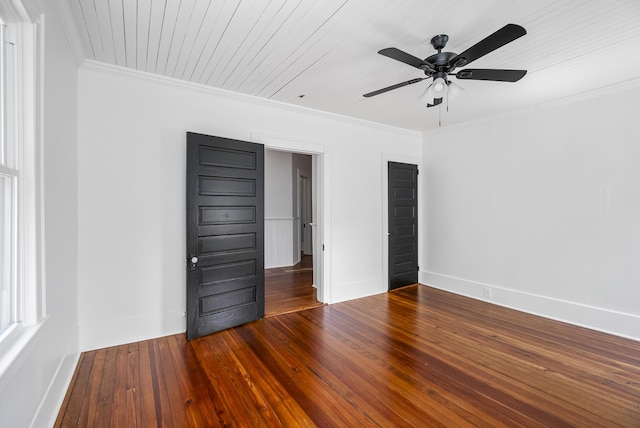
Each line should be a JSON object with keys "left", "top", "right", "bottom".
{"left": 421, "top": 83, "right": 640, "bottom": 340}
{"left": 0, "top": 1, "right": 80, "bottom": 427}
{"left": 265, "top": 150, "right": 294, "bottom": 268}
{"left": 77, "top": 63, "right": 421, "bottom": 350}
{"left": 265, "top": 150, "right": 293, "bottom": 218}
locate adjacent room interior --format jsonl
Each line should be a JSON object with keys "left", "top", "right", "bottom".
{"left": 264, "top": 149, "right": 322, "bottom": 316}
{"left": 1, "top": 0, "right": 639, "bottom": 426}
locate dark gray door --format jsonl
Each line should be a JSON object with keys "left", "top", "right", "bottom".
{"left": 388, "top": 162, "right": 418, "bottom": 290}
{"left": 186, "top": 132, "right": 264, "bottom": 340}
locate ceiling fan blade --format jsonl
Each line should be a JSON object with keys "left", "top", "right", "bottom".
{"left": 455, "top": 69, "right": 527, "bottom": 82}
{"left": 363, "top": 78, "right": 426, "bottom": 97}
{"left": 449, "top": 24, "right": 526, "bottom": 67}
{"left": 427, "top": 97, "right": 443, "bottom": 108}
{"left": 378, "top": 48, "right": 434, "bottom": 71}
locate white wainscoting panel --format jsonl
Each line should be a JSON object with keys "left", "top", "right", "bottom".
{"left": 265, "top": 218, "right": 295, "bottom": 268}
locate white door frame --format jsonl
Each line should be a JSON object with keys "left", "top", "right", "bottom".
{"left": 252, "top": 133, "right": 331, "bottom": 304}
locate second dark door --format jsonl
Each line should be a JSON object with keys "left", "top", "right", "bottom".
{"left": 388, "top": 162, "right": 418, "bottom": 290}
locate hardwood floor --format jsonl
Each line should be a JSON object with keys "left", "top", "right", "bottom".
{"left": 55, "top": 285, "right": 640, "bottom": 427}
{"left": 265, "top": 256, "right": 323, "bottom": 317}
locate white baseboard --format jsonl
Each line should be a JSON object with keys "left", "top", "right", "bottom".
{"left": 33, "top": 351, "right": 80, "bottom": 428}
{"left": 329, "top": 277, "right": 385, "bottom": 304}
{"left": 79, "top": 310, "right": 186, "bottom": 351}
{"left": 420, "top": 271, "right": 640, "bottom": 342}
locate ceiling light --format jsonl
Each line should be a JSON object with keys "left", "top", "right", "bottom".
{"left": 447, "top": 81, "right": 464, "bottom": 100}
{"left": 432, "top": 78, "right": 447, "bottom": 94}
{"left": 421, "top": 77, "right": 449, "bottom": 105}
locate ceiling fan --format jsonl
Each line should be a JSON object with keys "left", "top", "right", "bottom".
{"left": 363, "top": 24, "right": 527, "bottom": 107}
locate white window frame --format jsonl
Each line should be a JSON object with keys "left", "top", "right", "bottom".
{"left": 0, "top": 0, "right": 44, "bottom": 357}
{"left": 0, "top": 17, "right": 19, "bottom": 336}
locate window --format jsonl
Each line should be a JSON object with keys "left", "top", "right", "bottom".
{"left": 0, "top": 5, "right": 40, "bottom": 341}
{"left": 0, "top": 17, "right": 17, "bottom": 335}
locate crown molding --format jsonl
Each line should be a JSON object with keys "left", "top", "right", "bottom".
{"left": 80, "top": 59, "right": 422, "bottom": 139}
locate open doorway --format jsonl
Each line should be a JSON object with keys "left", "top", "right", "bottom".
{"left": 264, "top": 150, "right": 323, "bottom": 316}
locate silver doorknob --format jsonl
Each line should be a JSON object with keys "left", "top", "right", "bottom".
{"left": 191, "top": 256, "right": 199, "bottom": 264}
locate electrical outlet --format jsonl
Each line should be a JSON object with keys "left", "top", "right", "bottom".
{"left": 483, "top": 287, "right": 492, "bottom": 299}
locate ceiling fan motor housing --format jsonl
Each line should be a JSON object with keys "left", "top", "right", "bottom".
{"left": 426, "top": 34, "right": 458, "bottom": 80}
{"left": 425, "top": 52, "right": 457, "bottom": 72}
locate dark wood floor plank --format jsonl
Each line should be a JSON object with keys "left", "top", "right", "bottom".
{"left": 76, "top": 347, "right": 107, "bottom": 427}
{"left": 164, "top": 334, "right": 211, "bottom": 427}
{"left": 57, "top": 285, "right": 640, "bottom": 427}
{"left": 157, "top": 336, "right": 191, "bottom": 427}
{"left": 214, "top": 330, "right": 286, "bottom": 427}
{"left": 95, "top": 346, "right": 120, "bottom": 427}
{"left": 196, "top": 330, "right": 277, "bottom": 427}
{"left": 148, "top": 338, "right": 175, "bottom": 427}
{"left": 137, "top": 339, "right": 159, "bottom": 427}
{"left": 110, "top": 343, "right": 129, "bottom": 427}
{"left": 238, "top": 321, "right": 377, "bottom": 427}
{"left": 168, "top": 334, "right": 224, "bottom": 426}
{"left": 124, "top": 341, "right": 141, "bottom": 428}
{"left": 221, "top": 329, "right": 316, "bottom": 427}
{"left": 186, "top": 336, "right": 237, "bottom": 427}
{"left": 55, "top": 352, "right": 94, "bottom": 427}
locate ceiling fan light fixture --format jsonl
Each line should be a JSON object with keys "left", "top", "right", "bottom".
{"left": 432, "top": 77, "right": 447, "bottom": 94}
{"left": 447, "top": 81, "right": 464, "bottom": 100}
{"left": 420, "top": 77, "right": 448, "bottom": 105}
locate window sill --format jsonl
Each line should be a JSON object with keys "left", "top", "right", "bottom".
{"left": 0, "top": 317, "right": 47, "bottom": 390}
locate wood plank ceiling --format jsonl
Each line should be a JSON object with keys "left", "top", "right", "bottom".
{"left": 67, "top": 0, "right": 640, "bottom": 131}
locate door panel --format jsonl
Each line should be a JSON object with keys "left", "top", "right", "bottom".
{"left": 186, "top": 132, "right": 264, "bottom": 340}
{"left": 388, "top": 162, "right": 418, "bottom": 290}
